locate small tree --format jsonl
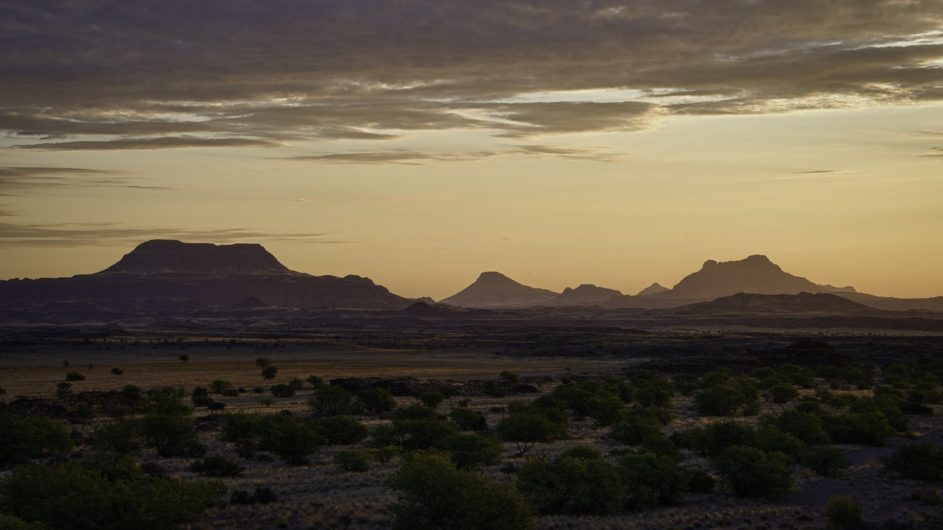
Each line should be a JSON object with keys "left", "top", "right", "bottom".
{"left": 445, "top": 433, "right": 502, "bottom": 469}
{"left": 497, "top": 414, "right": 563, "bottom": 457}
{"left": 516, "top": 450, "right": 624, "bottom": 515}
{"left": 261, "top": 365, "right": 278, "bottom": 380}
{"left": 335, "top": 449, "right": 370, "bottom": 472}
{"left": 310, "top": 385, "right": 355, "bottom": 416}
{"left": 884, "top": 442, "right": 943, "bottom": 482}
{"left": 826, "top": 496, "right": 864, "bottom": 529}
{"left": 190, "top": 454, "right": 243, "bottom": 477}
{"left": 0, "top": 414, "right": 72, "bottom": 469}
{"left": 258, "top": 415, "right": 322, "bottom": 465}
{"left": 110, "top": 368, "right": 124, "bottom": 375}
{"left": 389, "top": 452, "right": 534, "bottom": 530}
{"left": 178, "top": 354, "right": 190, "bottom": 362}
{"left": 313, "top": 416, "right": 368, "bottom": 445}
{"left": 65, "top": 371, "right": 85, "bottom": 382}
{"left": 358, "top": 387, "right": 397, "bottom": 415}
{"left": 450, "top": 407, "right": 488, "bottom": 432}
{"left": 714, "top": 446, "right": 793, "bottom": 499}
{"left": 270, "top": 384, "right": 295, "bottom": 398}
{"left": 418, "top": 390, "right": 446, "bottom": 409}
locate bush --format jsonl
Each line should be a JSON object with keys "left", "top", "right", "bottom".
{"left": 683, "top": 468, "right": 715, "bottom": 494}
{"left": 497, "top": 413, "right": 565, "bottom": 457}
{"left": 609, "top": 410, "right": 663, "bottom": 445}
{"left": 389, "top": 452, "right": 534, "bottom": 530}
{"left": 0, "top": 414, "right": 73, "bottom": 469}
{"left": 825, "top": 411, "right": 894, "bottom": 446}
{"left": 190, "top": 454, "right": 243, "bottom": 477}
{"left": 110, "top": 368, "right": 124, "bottom": 375}
{"left": 768, "top": 383, "right": 799, "bottom": 404}
{"left": 517, "top": 451, "right": 624, "bottom": 515}
{"left": 826, "top": 496, "right": 864, "bottom": 529}
{"left": 0, "top": 462, "right": 224, "bottom": 530}
{"left": 88, "top": 419, "right": 144, "bottom": 456}
{"left": 140, "top": 414, "right": 205, "bottom": 458}
{"left": 392, "top": 419, "right": 458, "bottom": 452}
{"left": 335, "top": 449, "right": 370, "bottom": 472}
{"left": 270, "top": 384, "right": 295, "bottom": 398}
{"left": 801, "top": 446, "right": 849, "bottom": 478}
{"left": 450, "top": 407, "right": 488, "bottom": 432}
{"left": 714, "top": 446, "right": 793, "bottom": 499}
{"left": 393, "top": 404, "right": 438, "bottom": 421}
{"left": 418, "top": 390, "right": 446, "bottom": 409}
{"left": 258, "top": 415, "right": 322, "bottom": 465}
{"left": 884, "top": 442, "right": 943, "bottom": 482}
{"left": 0, "top": 513, "right": 45, "bottom": 530}
{"left": 261, "top": 365, "right": 278, "bottom": 380}
{"left": 230, "top": 486, "right": 277, "bottom": 505}
{"left": 445, "top": 433, "right": 502, "bottom": 469}
{"left": 210, "top": 380, "right": 235, "bottom": 395}
{"left": 256, "top": 358, "right": 271, "bottom": 368}
{"left": 695, "top": 384, "right": 753, "bottom": 417}
{"left": 672, "top": 421, "right": 756, "bottom": 457}
{"left": 772, "top": 409, "right": 832, "bottom": 445}
{"left": 65, "top": 371, "right": 85, "bottom": 381}
{"left": 618, "top": 452, "right": 687, "bottom": 510}
{"left": 358, "top": 387, "right": 397, "bottom": 415}
{"left": 309, "top": 385, "right": 355, "bottom": 416}
{"left": 313, "top": 416, "right": 368, "bottom": 445}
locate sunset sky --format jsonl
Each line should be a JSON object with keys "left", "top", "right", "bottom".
{"left": 2, "top": 1, "right": 942, "bottom": 299}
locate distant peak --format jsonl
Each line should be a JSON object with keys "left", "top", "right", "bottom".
{"left": 100, "top": 239, "right": 289, "bottom": 275}
{"left": 637, "top": 282, "right": 670, "bottom": 296}
{"left": 702, "top": 259, "right": 718, "bottom": 268}
{"left": 478, "top": 271, "right": 510, "bottom": 280}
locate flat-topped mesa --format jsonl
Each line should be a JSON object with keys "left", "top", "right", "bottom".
{"left": 99, "top": 239, "right": 290, "bottom": 275}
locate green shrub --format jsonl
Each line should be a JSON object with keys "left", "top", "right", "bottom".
{"left": 313, "top": 416, "right": 368, "bottom": 445}
{"left": 270, "top": 384, "right": 295, "bottom": 398}
{"left": 358, "top": 387, "right": 397, "bottom": 414}
{"left": 672, "top": 421, "right": 755, "bottom": 457}
{"left": 609, "top": 410, "right": 663, "bottom": 445}
{"left": 445, "top": 433, "right": 502, "bottom": 469}
{"left": 683, "top": 468, "right": 715, "bottom": 494}
{"left": 257, "top": 415, "right": 322, "bottom": 465}
{"left": 695, "top": 384, "right": 750, "bottom": 416}
{"left": 517, "top": 452, "right": 624, "bottom": 515}
{"left": 801, "top": 446, "right": 849, "bottom": 478}
{"left": 190, "top": 454, "right": 243, "bottom": 477}
{"left": 0, "top": 414, "right": 72, "bottom": 469}
{"left": 617, "top": 452, "right": 687, "bottom": 510}
{"left": 210, "top": 380, "right": 235, "bottom": 395}
{"left": 64, "top": 371, "right": 85, "bottom": 382}
{"left": 0, "top": 462, "right": 224, "bottom": 530}
{"left": 393, "top": 404, "right": 439, "bottom": 421}
{"left": 884, "top": 442, "right": 943, "bottom": 482}
{"left": 825, "top": 411, "right": 894, "bottom": 446}
{"left": 497, "top": 413, "right": 564, "bottom": 457}
{"left": 826, "top": 496, "right": 863, "bottom": 529}
{"left": 88, "top": 419, "right": 144, "bottom": 456}
{"left": 418, "top": 390, "right": 446, "bottom": 409}
{"left": 221, "top": 413, "right": 262, "bottom": 445}
{"left": 140, "top": 414, "right": 205, "bottom": 458}
{"left": 771, "top": 409, "right": 832, "bottom": 445}
{"left": 261, "top": 365, "right": 278, "bottom": 380}
{"left": 450, "top": 407, "right": 488, "bottom": 432}
{"left": 309, "top": 385, "right": 355, "bottom": 416}
{"left": 769, "top": 383, "right": 799, "bottom": 404}
{"left": 389, "top": 452, "right": 534, "bottom": 530}
{"left": 0, "top": 513, "right": 45, "bottom": 530}
{"left": 335, "top": 449, "right": 370, "bottom": 472}
{"left": 110, "top": 368, "right": 124, "bottom": 375}
{"left": 714, "top": 446, "right": 793, "bottom": 499}
{"left": 392, "top": 419, "right": 458, "bottom": 452}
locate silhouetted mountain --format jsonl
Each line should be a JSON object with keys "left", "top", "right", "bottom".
{"left": 673, "top": 292, "right": 875, "bottom": 315}
{"left": 0, "top": 240, "right": 410, "bottom": 312}
{"left": 838, "top": 292, "right": 943, "bottom": 313}
{"left": 102, "top": 239, "right": 288, "bottom": 275}
{"left": 548, "top": 284, "right": 622, "bottom": 306}
{"left": 439, "top": 272, "right": 558, "bottom": 308}
{"left": 637, "top": 282, "right": 669, "bottom": 296}
{"left": 665, "top": 255, "right": 855, "bottom": 300}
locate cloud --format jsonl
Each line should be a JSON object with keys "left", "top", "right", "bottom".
{"left": 923, "top": 147, "right": 943, "bottom": 157}
{"left": 0, "top": 222, "right": 348, "bottom": 248}
{"left": 0, "top": 0, "right": 941, "bottom": 150}
{"left": 285, "top": 143, "right": 619, "bottom": 164}
{"left": 13, "top": 136, "right": 277, "bottom": 150}
{"left": 0, "top": 166, "right": 170, "bottom": 194}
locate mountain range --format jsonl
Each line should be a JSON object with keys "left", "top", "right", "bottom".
{"left": 1, "top": 240, "right": 941, "bottom": 316}
{"left": 0, "top": 240, "right": 410, "bottom": 312}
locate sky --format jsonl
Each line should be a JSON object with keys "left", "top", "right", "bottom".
{"left": 1, "top": 1, "right": 942, "bottom": 299}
